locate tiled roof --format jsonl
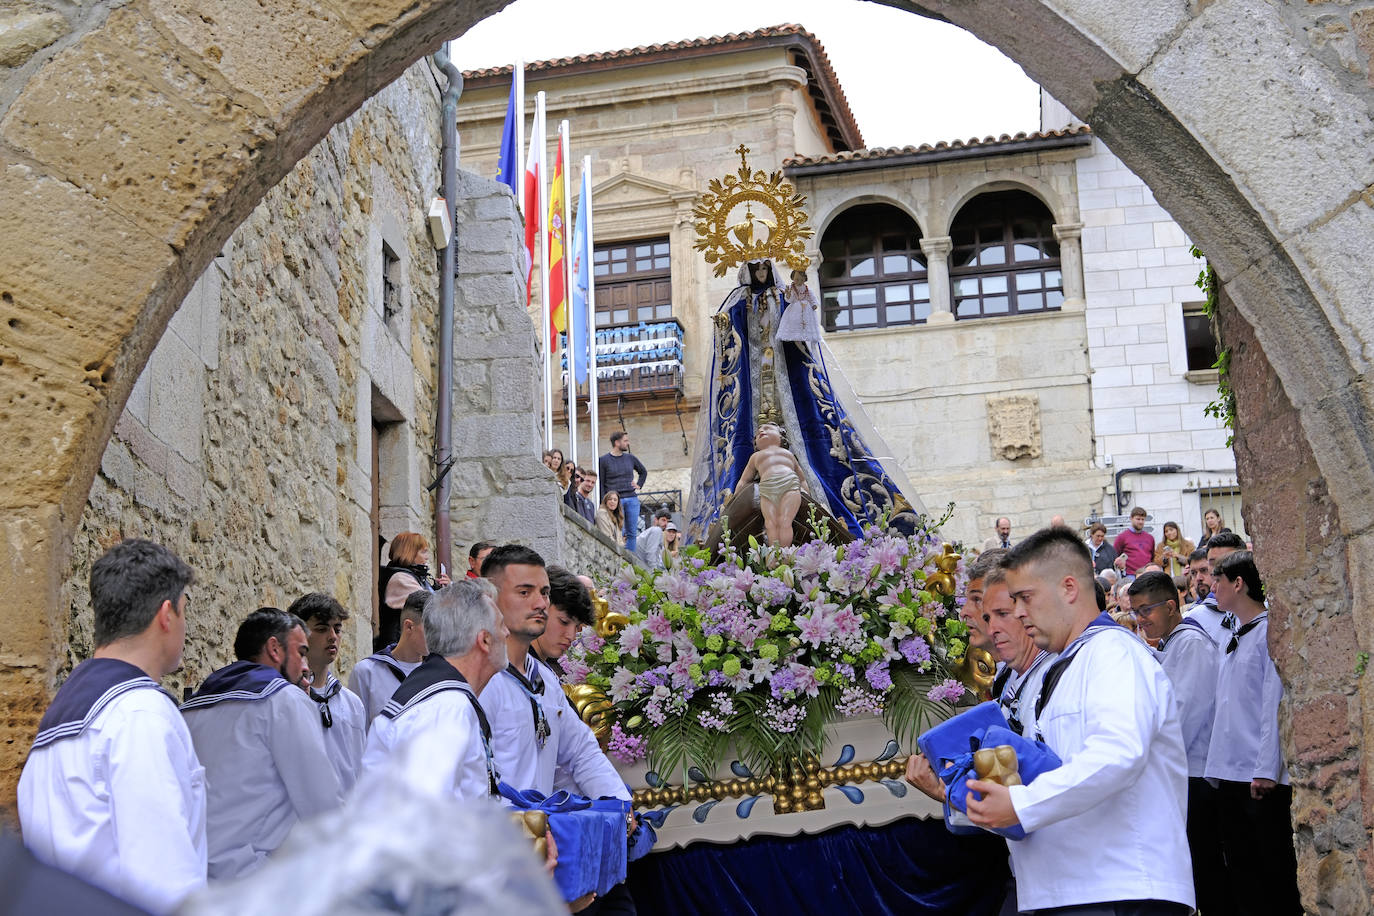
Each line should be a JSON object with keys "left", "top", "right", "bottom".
{"left": 783, "top": 125, "right": 1093, "bottom": 172}
{"left": 460, "top": 24, "right": 863, "bottom": 151}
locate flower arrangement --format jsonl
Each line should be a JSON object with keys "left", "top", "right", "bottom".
{"left": 562, "top": 517, "right": 971, "bottom": 781}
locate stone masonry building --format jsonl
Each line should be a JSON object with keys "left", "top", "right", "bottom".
{"left": 457, "top": 25, "right": 1235, "bottom": 546}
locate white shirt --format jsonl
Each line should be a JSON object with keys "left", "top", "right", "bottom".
{"left": 1204, "top": 613, "right": 1288, "bottom": 785}
{"left": 1007, "top": 624, "right": 1194, "bottom": 912}
{"left": 361, "top": 686, "right": 494, "bottom": 802}
{"left": 481, "top": 654, "right": 630, "bottom": 801}
{"left": 1184, "top": 594, "right": 1231, "bottom": 651}
{"left": 310, "top": 674, "right": 366, "bottom": 792}
{"left": 996, "top": 650, "right": 1055, "bottom": 739}
{"left": 349, "top": 653, "right": 421, "bottom": 729}
{"left": 183, "top": 682, "right": 343, "bottom": 880}
{"left": 1155, "top": 620, "right": 1218, "bottom": 777}
{"left": 19, "top": 685, "right": 207, "bottom": 914}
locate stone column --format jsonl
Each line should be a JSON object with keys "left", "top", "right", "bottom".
{"left": 920, "top": 235, "right": 955, "bottom": 325}
{"left": 1053, "top": 222, "right": 1085, "bottom": 312}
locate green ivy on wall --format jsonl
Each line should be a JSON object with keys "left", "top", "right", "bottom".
{"left": 1192, "top": 245, "right": 1236, "bottom": 447}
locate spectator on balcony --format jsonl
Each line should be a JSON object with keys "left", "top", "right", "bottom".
{"left": 556, "top": 459, "right": 575, "bottom": 495}
{"left": 598, "top": 431, "right": 647, "bottom": 552}
{"left": 596, "top": 490, "right": 626, "bottom": 548}
{"left": 663, "top": 522, "right": 683, "bottom": 568}
{"left": 541, "top": 448, "right": 563, "bottom": 476}
{"left": 565, "top": 469, "right": 597, "bottom": 525}
{"left": 1086, "top": 522, "right": 1117, "bottom": 575}
{"left": 1154, "top": 521, "right": 1195, "bottom": 578}
{"left": 1198, "top": 507, "right": 1228, "bottom": 550}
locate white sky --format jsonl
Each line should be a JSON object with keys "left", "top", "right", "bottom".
{"left": 449, "top": 0, "right": 1042, "bottom": 149}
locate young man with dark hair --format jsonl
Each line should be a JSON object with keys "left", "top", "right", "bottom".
{"left": 19, "top": 539, "right": 205, "bottom": 914}
{"left": 466, "top": 541, "right": 496, "bottom": 579}
{"left": 598, "top": 431, "right": 647, "bottom": 552}
{"left": 1204, "top": 551, "right": 1301, "bottom": 914}
{"left": 350, "top": 589, "right": 428, "bottom": 728}
{"left": 532, "top": 565, "right": 595, "bottom": 670}
{"left": 182, "top": 608, "right": 342, "bottom": 880}
{"left": 289, "top": 592, "right": 366, "bottom": 792}
{"left": 1112, "top": 506, "right": 1155, "bottom": 575}
{"left": 966, "top": 527, "right": 1194, "bottom": 915}
{"left": 1129, "top": 570, "right": 1227, "bottom": 916}
{"left": 565, "top": 470, "right": 598, "bottom": 525}
{"left": 1186, "top": 531, "right": 1245, "bottom": 645}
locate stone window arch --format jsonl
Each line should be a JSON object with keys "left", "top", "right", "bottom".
{"left": 818, "top": 203, "right": 928, "bottom": 331}
{"left": 949, "top": 190, "right": 1063, "bottom": 320}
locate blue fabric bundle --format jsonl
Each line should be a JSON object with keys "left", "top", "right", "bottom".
{"left": 497, "top": 783, "right": 632, "bottom": 901}
{"left": 917, "top": 703, "right": 1062, "bottom": 840}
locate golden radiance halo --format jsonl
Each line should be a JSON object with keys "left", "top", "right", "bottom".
{"left": 693, "top": 144, "right": 814, "bottom": 278}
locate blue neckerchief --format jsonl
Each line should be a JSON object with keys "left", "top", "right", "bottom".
{"left": 381, "top": 654, "right": 498, "bottom": 795}
{"left": 1158, "top": 616, "right": 1211, "bottom": 651}
{"left": 181, "top": 660, "right": 289, "bottom": 711}
{"left": 32, "top": 658, "right": 162, "bottom": 750}
{"left": 1226, "top": 613, "right": 1266, "bottom": 655}
{"left": 504, "top": 654, "right": 551, "bottom": 750}
{"left": 309, "top": 672, "right": 343, "bottom": 703}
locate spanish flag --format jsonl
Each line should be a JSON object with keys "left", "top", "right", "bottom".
{"left": 548, "top": 127, "right": 568, "bottom": 344}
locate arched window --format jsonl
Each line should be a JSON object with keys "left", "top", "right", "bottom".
{"left": 818, "top": 204, "right": 928, "bottom": 331}
{"left": 949, "top": 190, "right": 1063, "bottom": 320}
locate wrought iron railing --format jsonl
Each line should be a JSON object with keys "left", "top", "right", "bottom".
{"left": 561, "top": 319, "right": 684, "bottom": 398}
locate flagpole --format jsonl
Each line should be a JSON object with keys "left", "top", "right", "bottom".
{"left": 561, "top": 120, "right": 577, "bottom": 469}
{"left": 536, "top": 92, "right": 553, "bottom": 450}
{"left": 514, "top": 62, "right": 524, "bottom": 215}
{"left": 583, "top": 155, "right": 600, "bottom": 505}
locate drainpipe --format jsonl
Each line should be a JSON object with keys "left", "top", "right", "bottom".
{"left": 1114, "top": 464, "right": 1183, "bottom": 515}
{"left": 431, "top": 46, "right": 462, "bottom": 579}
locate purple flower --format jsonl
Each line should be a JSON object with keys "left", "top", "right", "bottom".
{"left": 608, "top": 724, "right": 648, "bottom": 764}
{"left": 898, "top": 636, "right": 931, "bottom": 664}
{"left": 644, "top": 612, "right": 673, "bottom": 642}
{"left": 864, "top": 661, "right": 893, "bottom": 692}
{"left": 927, "top": 678, "right": 966, "bottom": 704}
{"left": 609, "top": 666, "right": 640, "bottom": 703}
{"left": 831, "top": 605, "right": 862, "bottom": 640}
{"left": 618, "top": 623, "right": 645, "bottom": 655}
{"left": 837, "top": 686, "right": 884, "bottom": 718}
{"left": 790, "top": 662, "right": 821, "bottom": 698}
{"left": 797, "top": 610, "right": 835, "bottom": 648}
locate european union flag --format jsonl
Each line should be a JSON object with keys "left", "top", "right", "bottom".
{"left": 495, "top": 74, "right": 519, "bottom": 199}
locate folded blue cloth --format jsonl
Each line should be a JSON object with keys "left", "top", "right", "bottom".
{"left": 497, "top": 783, "right": 634, "bottom": 901}
{"left": 917, "top": 704, "right": 1062, "bottom": 840}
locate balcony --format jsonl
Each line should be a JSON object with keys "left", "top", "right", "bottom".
{"left": 561, "top": 318, "right": 684, "bottom": 400}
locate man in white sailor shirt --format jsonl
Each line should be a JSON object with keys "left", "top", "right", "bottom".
{"left": 182, "top": 608, "right": 343, "bottom": 880}
{"left": 19, "top": 539, "right": 206, "bottom": 915}
{"left": 481, "top": 553, "right": 629, "bottom": 802}
{"left": 1203, "top": 550, "right": 1301, "bottom": 914}
{"left": 1129, "top": 570, "right": 1229, "bottom": 916}
{"left": 290, "top": 592, "right": 366, "bottom": 792}
{"left": 966, "top": 527, "right": 1194, "bottom": 916}
{"left": 361, "top": 577, "right": 510, "bottom": 802}
{"left": 350, "top": 589, "right": 428, "bottom": 728}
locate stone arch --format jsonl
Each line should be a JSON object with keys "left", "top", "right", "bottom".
{"left": 936, "top": 175, "right": 1069, "bottom": 239}
{"left": 2, "top": 0, "right": 1372, "bottom": 902}
{"left": 812, "top": 193, "right": 927, "bottom": 240}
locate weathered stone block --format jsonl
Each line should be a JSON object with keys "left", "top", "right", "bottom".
{"left": 0, "top": 6, "right": 68, "bottom": 68}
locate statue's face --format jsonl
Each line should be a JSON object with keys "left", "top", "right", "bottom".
{"left": 755, "top": 425, "right": 781, "bottom": 448}
{"left": 752, "top": 262, "right": 769, "bottom": 283}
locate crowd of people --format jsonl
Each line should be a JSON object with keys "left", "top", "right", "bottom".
{"left": 544, "top": 434, "right": 682, "bottom": 571}
{"left": 917, "top": 513, "right": 1297, "bottom": 914}
{"left": 17, "top": 537, "right": 635, "bottom": 915}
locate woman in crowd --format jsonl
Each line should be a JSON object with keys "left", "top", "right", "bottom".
{"left": 1198, "top": 508, "right": 1226, "bottom": 549}
{"left": 376, "top": 532, "right": 450, "bottom": 651}
{"left": 662, "top": 522, "right": 682, "bottom": 568}
{"left": 542, "top": 448, "right": 564, "bottom": 475}
{"left": 596, "top": 490, "right": 626, "bottom": 547}
{"left": 1153, "top": 521, "right": 1194, "bottom": 577}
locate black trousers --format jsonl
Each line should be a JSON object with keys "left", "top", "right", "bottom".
{"left": 581, "top": 882, "right": 637, "bottom": 916}
{"left": 1213, "top": 779, "right": 1302, "bottom": 915}
{"left": 1187, "top": 777, "right": 1233, "bottom": 916}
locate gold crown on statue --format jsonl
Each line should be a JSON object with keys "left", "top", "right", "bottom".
{"left": 693, "top": 145, "right": 814, "bottom": 277}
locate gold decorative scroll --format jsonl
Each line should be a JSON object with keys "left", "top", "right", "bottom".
{"left": 693, "top": 145, "right": 814, "bottom": 277}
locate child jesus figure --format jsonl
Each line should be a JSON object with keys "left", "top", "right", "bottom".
{"left": 736, "top": 423, "right": 808, "bottom": 547}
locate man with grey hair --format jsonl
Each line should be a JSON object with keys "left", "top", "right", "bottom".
{"left": 361, "top": 578, "right": 509, "bottom": 801}
{"left": 182, "top": 608, "right": 342, "bottom": 880}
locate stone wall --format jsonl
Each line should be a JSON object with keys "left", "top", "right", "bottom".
{"left": 559, "top": 504, "right": 640, "bottom": 585}
{"left": 1219, "top": 290, "right": 1373, "bottom": 909}
{"left": 55, "top": 63, "right": 449, "bottom": 696}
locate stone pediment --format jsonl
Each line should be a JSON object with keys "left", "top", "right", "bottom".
{"left": 590, "top": 171, "right": 697, "bottom": 214}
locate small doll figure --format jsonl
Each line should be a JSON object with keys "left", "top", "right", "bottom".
{"left": 778, "top": 267, "right": 822, "bottom": 346}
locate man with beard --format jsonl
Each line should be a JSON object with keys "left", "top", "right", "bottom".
{"left": 182, "top": 608, "right": 342, "bottom": 880}
{"left": 481, "top": 546, "right": 633, "bottom": 914}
